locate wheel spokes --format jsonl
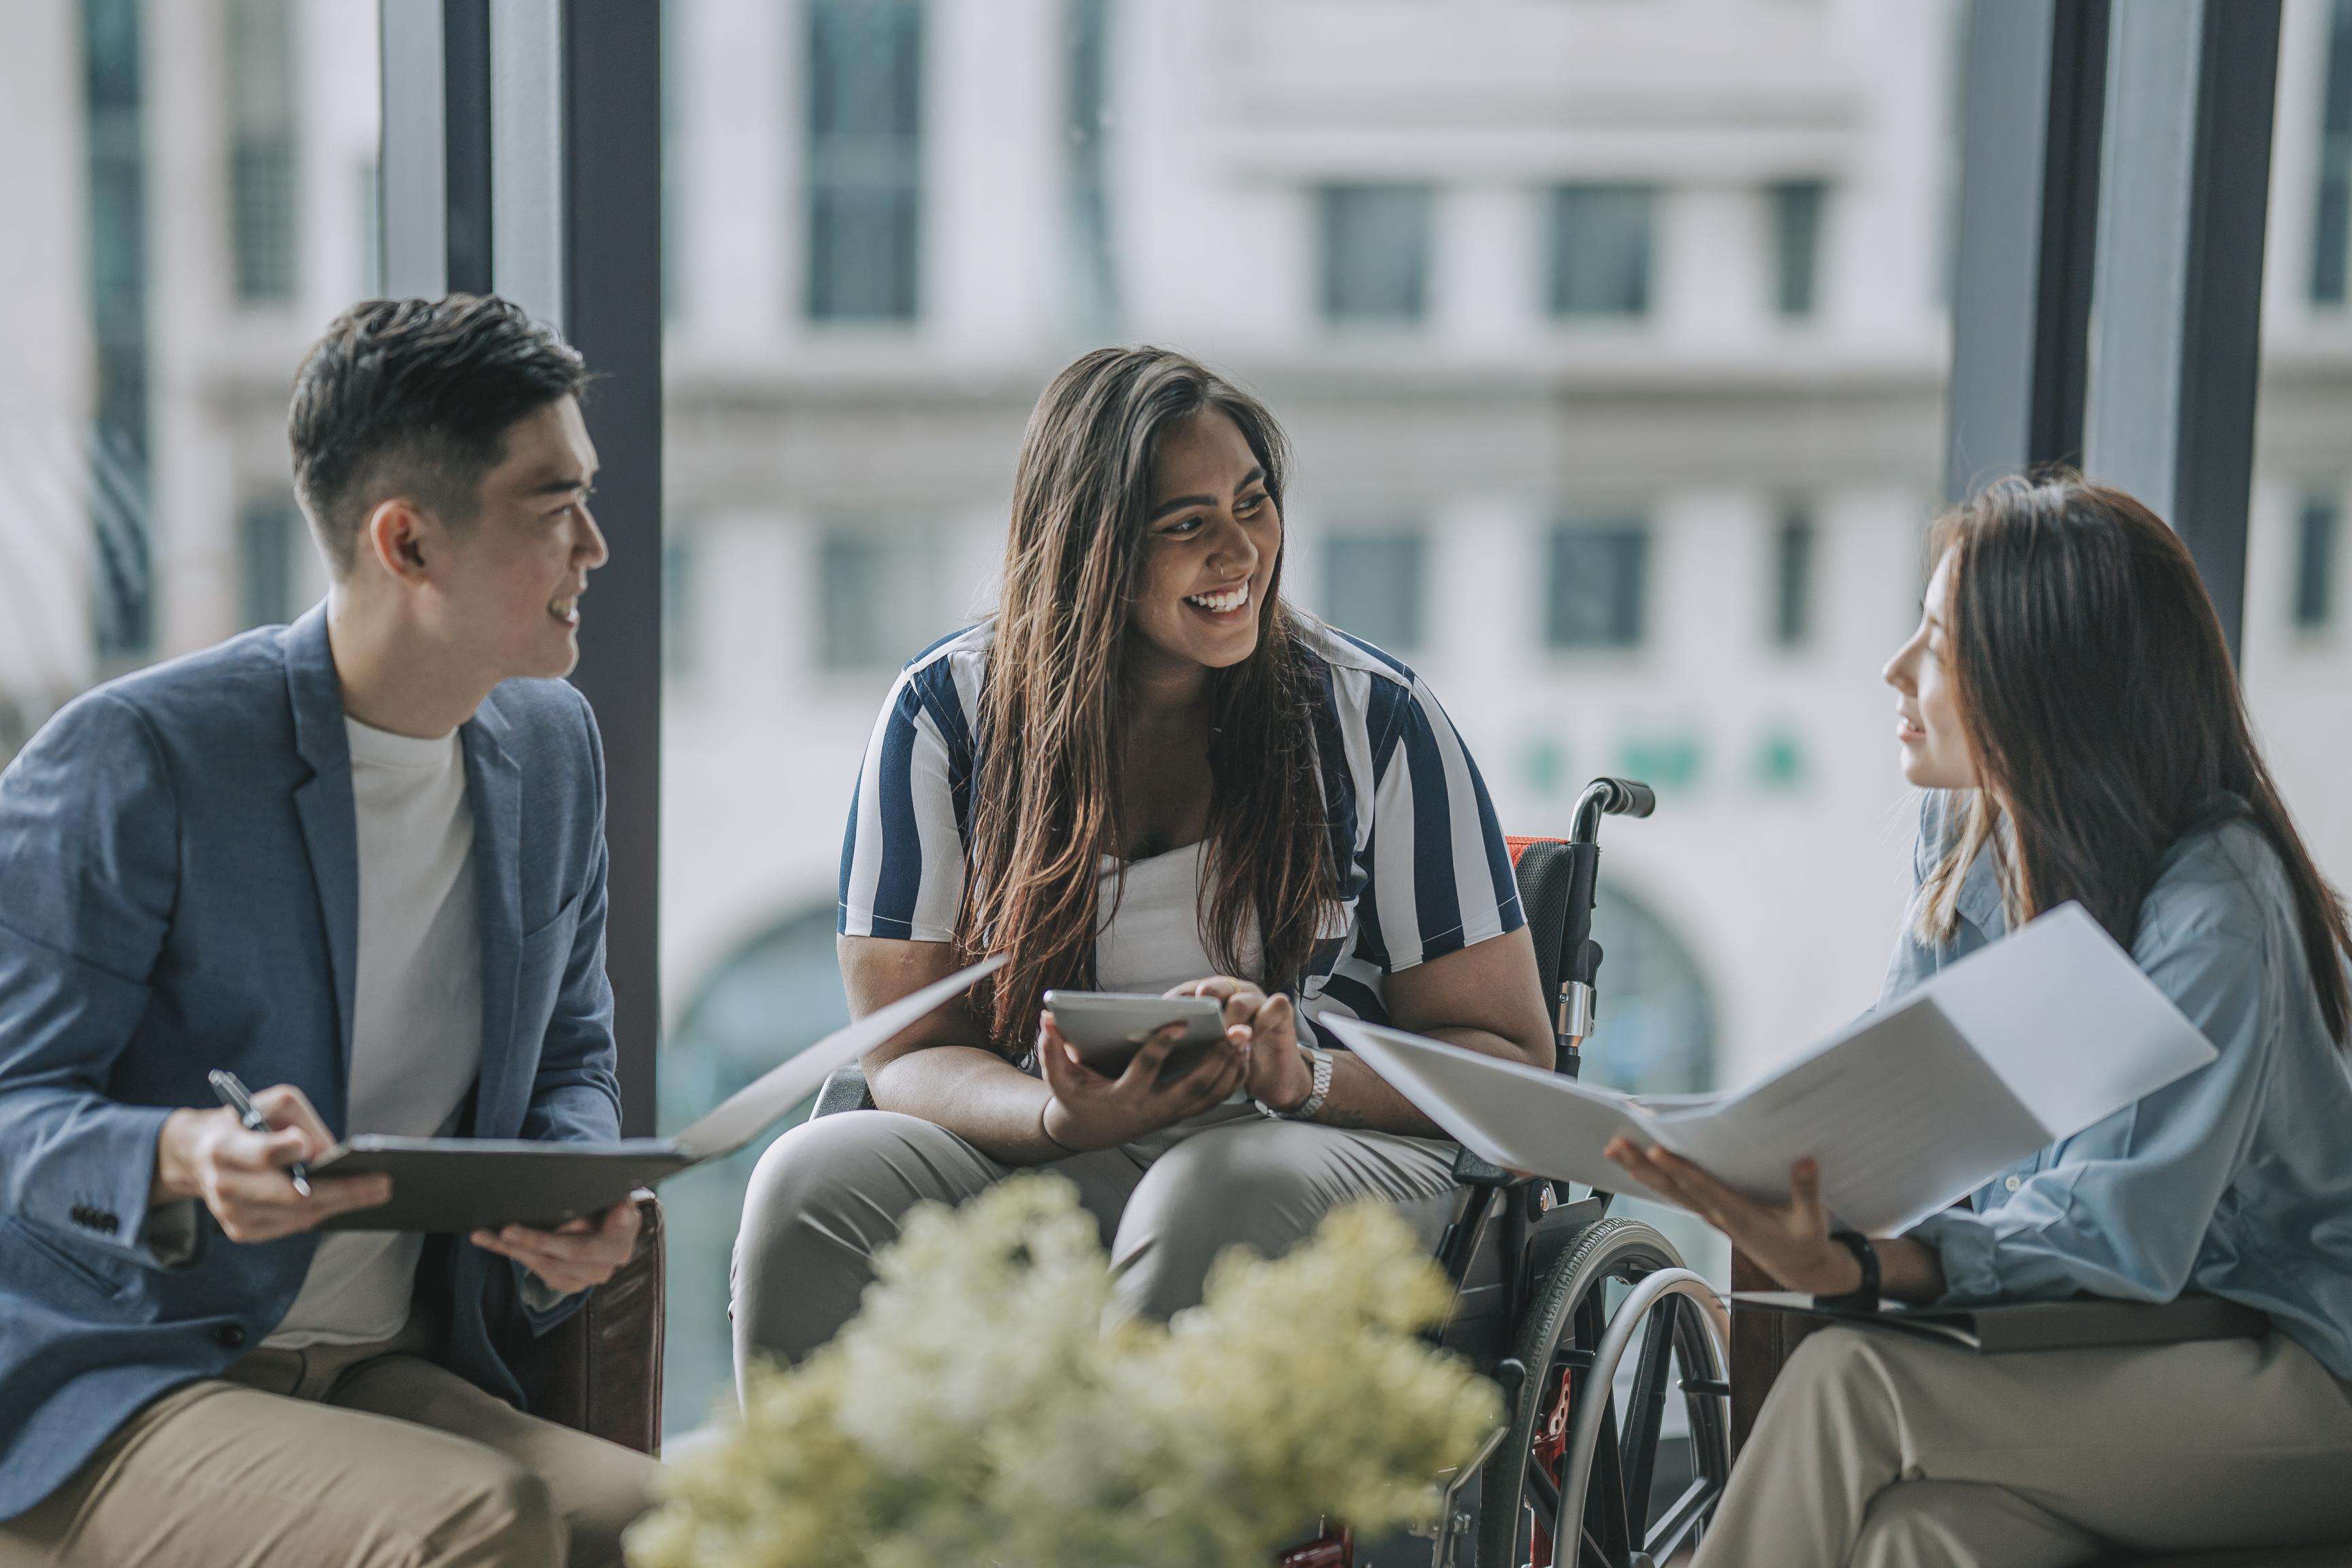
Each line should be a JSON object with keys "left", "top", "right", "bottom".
{"left": 1617, "top": 1297, "right": 1678, "bottom": 1523}
{"left": 1641, "top": 1473, "right": 1722, "bottom": 1561}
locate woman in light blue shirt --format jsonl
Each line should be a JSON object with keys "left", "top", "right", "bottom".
{"left": 1608, "top": 475, "right": 2352, "bottom": 1566}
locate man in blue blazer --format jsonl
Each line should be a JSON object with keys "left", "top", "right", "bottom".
{"left": 0, "top": 297, "right": 656, "bottom": 1567}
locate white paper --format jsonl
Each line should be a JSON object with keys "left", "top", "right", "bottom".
{"left": 675, "top": 952, "right": 1007, "bottom": 1161}
{"left": 1917, "top": 902, "right": 2219, "bottom": 1139}
{"left": 1326, "top": 902, "right": 2218, "bottom": 1235}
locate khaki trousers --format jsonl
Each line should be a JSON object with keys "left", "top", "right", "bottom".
{"left": 0, "top": 1316, "right": 657, "bottom": 1568}
{"left": 1695, "top": 1324, "right": 2352, "bottom": 1567}
{"left": 730, "top": 1104, "right": 1460, "bottom": 1377}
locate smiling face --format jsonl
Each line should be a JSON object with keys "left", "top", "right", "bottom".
{"left": 1882, "top": 546, "right": 1979, "bottom": 790}
{"left": 1125, "top": 408, "right": 1281, "bottom": 680}
{"left": 419, "top": 395, "right": 607, "bottom": 683}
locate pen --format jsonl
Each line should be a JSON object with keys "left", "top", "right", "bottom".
{"left": 208, "top": 1069, "right": 313, "bottom": 1197}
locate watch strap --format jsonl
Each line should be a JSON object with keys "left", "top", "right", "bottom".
{"left": 1814, "top": 1229, "right": 1882, "bottom": 1313}
{"left": 1258, "top": 1043, "right": 1333, "bottom": 1122}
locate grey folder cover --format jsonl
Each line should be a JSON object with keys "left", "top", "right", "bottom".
{"left": 309, "top": 953, "right": 1004, "bottom": 1232}
{"left": 1733, "top": 1291, "right": 2270, "bottom": 1354}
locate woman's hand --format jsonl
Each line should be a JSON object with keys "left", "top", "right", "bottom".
{"left": 1603, "top": 1139, "right": 1865, "bottom": 1298}
{"left": 1171, "top": 976, "right": 1314, "bottom": 1112}
{"left": 1036, "top": 1011, "right": 1246, "bottom": 1153}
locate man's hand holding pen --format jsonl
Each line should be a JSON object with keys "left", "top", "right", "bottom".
{"left": 151, "top": 1083, "right": 391, "bottom": 1242}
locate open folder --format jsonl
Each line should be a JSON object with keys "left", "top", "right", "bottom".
{"left": 1321, "top": 904, "right": 2218, "bottom": 1235}
{"left": 309, "top": 953, "right": 1006, "bottom": 1232}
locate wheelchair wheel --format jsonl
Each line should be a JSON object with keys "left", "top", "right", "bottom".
{"left": 1473, "top": 1217, "right": 1731, "bottom": 1568}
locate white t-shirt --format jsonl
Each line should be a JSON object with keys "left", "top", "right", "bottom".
{"left": 1094, "top": 843, "right": 1223, "bottom": 995}
{"left": 265, "top": 717, "right": 484, "bottom": 1349}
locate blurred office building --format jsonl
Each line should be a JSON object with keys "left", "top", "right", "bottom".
{"left": 4, "top": 0, "right": 2351, "bottom": 1435}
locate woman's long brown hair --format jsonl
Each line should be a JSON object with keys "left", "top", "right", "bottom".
{"left": 958, "top": 347, "right": 1336, "bottom": 1051}
{"left": 1917, "top": 473, "right": 2352, "bottom": 1042}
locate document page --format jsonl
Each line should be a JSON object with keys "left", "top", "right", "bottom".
{"left": 1331, "top": 902, "right": 2217, "bottom": 1236}
{"left": 1919, "top": 903, "right": 2218, "bottom": 1139}
{"left": 1652, "top": 999, "right": 2051, "bottom": 1232}
{"left": 674, "top": 953, "right": 1006, "bottom": 1161}
{"left": 1323, "top": 1019, "right": 1649, "bottom": 1191}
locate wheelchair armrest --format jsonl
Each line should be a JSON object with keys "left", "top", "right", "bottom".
{"left": 534, "top": 1190, "right": 664, "bottom": 1456}
{"left": 812, "top": 1064, "right": 875, "bottom": 1120}
{"left": 1450, "top": 1145, "right": 1530, "bottom": 1188}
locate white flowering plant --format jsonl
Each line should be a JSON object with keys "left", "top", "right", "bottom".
{"left": 625, "top": 1174, "right": 1502, "bottom": 1568}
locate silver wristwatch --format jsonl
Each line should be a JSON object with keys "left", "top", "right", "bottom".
{"left": 1259, "top": 1041, "right": 1334, "bottom": 1122}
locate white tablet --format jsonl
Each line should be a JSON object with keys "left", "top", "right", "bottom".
{"left": 1041, "top": 990, "right": 1228, "bottom": 1079}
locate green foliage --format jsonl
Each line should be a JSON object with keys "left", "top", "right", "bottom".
{"left": 627, "top": 1175, "right": 1501, "bottom": 1568}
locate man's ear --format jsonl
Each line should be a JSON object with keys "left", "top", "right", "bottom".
{"left": 358, "top": 497, "right": 438, "bottom": 586}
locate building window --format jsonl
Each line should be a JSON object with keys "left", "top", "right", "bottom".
{"left": 1318, "top": 184, "right": 1433, "bottom": 325}
{"left": 661, "top": 0, "right": 682, "bottom": 323}
{"left": 664, "top": 534, "right": 696, "bottom": 679}
{"left": 1322, "top": 532, "right": 1426, "bottom": 652}
{"left": 357, "top": 160, "right": 382, "bottom": 296}
{"left": 84, "top": 0, "right": 152, "bottom": 659}
{"left": 227, "top": 0, "right": 298, "bottom": 304}
{"left": 1772, "top": 510, "right": 1814, "bottom": 647}
{"left": 1549, "top": 185, "right": 1653, "bottom": 318}
{"left": 1546, "top": 522, "right": 1648, "bottom": 649}
{"left": 238, "top": 498, "right": 301, "bottom": 629}
{"left": 817, "top": 529, "right": 936, "bottom": 671}
{"left": 2296, "top": 496, "right": 2340, "bottom": 630}
{"left": 805, "top": 0, "right": 924, "bottom": 323}
{"left": 2315, "top": 0, "right": 2352, "bottom": 305}
{"left": 1064, "top": 0, "right": 1117, "bottom": 336}
{"left": 1771, "top": 180, "right": 1825, "bottom": 318}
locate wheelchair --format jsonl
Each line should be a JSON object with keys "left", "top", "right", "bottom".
{"left": 809, "top": 777, "right": 1729, "bottom": 1568}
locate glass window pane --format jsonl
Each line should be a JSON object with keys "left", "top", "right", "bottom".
{"left": 1772, "top": 180, "right": 1825, "bottom": 318}
{"left": 806, "top": 0, "right": 923, "bottom": 322}
{"left": 1320, "top": 183, "right": 1432, "bottom": 324}
{"left": 2293, "top": 495, "right": 2340, "bottom": 630}
{"left": 2312, "top": 0, "right": 2352, "bottom": 304}
{"left": 664, "top": 0, "right": 1970, "bottom": 1420}
{"left": 1547, "top": 523, "right": 1649, "bottom": 649}
{"left": 1550, "top": 184, "right": 1652, "bottom": 318}
{"left": 1322, "top": 532, "right": 1426, "bottom": 651}
{"left": 0, "top": 0, "right": 376, "bottom": 745}
{"left": 227, "top": 0, "right": 299, "bottom": 304}
{"left": 1065, "top": 0, "right": 1117, "bottom": 335}
{"left": 1774, "top": 510, "right": 1815, "bottom": 647}
{"left": 2247, "top": 1, "right": 2352, "bottom": 983}
{"left": 238, "top": 497, "right": 301, "bottom": 629}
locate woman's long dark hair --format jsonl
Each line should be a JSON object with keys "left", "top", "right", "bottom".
{"left": 957, "top": 347, "right": 1335, "bottom": 1051}
{"left": 1918, "top": 472, "right": 2352, "bottom": 1042}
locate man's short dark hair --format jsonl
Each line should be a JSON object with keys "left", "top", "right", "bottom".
{"left": 287, "top": 295, "right": 590, "bottom": 572}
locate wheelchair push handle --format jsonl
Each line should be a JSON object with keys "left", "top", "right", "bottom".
{"left": 1567, "top": 775, "right": 1654, "bottom": 842}
{"left": 1555, "top": 778, "right": 1656, "bottom": 1077}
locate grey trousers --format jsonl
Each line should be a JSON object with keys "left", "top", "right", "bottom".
{"left": 1694, "top": 1323, "right": 2352, "bottom": 1568}
{"left": 730, "top": 1103, "right": 1460, "bottom": 1379}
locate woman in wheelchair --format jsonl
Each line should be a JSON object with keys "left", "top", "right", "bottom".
{"left": 732, "top": 345, "right": 1554, "bottom": 1373}
{"left": 1607, "top": 474, "right": 2352, "bottom": 1567}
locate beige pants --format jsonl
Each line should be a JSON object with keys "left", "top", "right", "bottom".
{"left": 1696, "top": 1324, "right": 2352, "bottom": 1568}
{"left": 730, "top": 1104, "right": 1460, "bottom": 1377}
{"left": 0, "top": 1317, "right": 657, "bottom": 1568}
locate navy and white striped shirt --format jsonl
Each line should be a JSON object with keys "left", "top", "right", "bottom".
{"left": 838, "top": 619, "right": 1526, "bottom": 1026}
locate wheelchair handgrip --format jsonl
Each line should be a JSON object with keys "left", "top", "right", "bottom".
{"left": 1598, "top": 777, "right": 1655, "bottom": 818}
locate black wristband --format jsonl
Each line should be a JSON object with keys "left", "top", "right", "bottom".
{"left": 1815, "top": 1229, "right": 1882, "bottom": 1313}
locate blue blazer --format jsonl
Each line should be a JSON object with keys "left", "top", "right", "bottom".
{"left": 0, "top": 604, "right": 621, "bottom": 1520}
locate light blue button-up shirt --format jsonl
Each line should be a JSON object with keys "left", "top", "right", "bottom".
{"left": 1892, "top": 792, "right": 2352, "bottom": 1381}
